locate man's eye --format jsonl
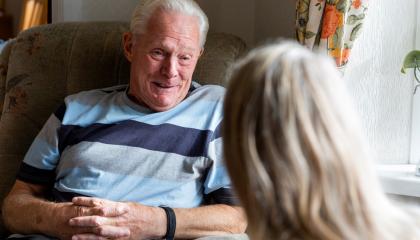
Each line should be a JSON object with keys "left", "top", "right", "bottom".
{"left": 151, "top": 50, "right": 165, "bottom": 58}
{"left": 179, "top": 55, "right": 192, "bottom": 62}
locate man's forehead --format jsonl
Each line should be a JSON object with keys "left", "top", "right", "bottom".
{"left": 141, "top": 34, "right": 199, "bottom": 52}
{"left": 141, "top": 9, "right": 201, "bottom": 45}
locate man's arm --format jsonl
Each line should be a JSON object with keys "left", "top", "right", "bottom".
{"left": 174, "top": 204, "right": 246, "bottom": 238}
{"left": 69, "top": 197, "right": 247, "bottom": 240}
{"left": 2, "top": 180, "right": 129, "bottom": 240}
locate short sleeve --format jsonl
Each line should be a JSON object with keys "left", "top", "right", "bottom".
{"left": 16, "top": 103, "right": 64, "bottom": 185}
{"left": 203, "top": 122, "right": 239, "bottom": 205}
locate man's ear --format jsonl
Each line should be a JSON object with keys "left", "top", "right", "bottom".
{"left": 123, "top": 32, "right": 134, "bottom": 62}
{"left": 199, "top": 48, "right": 204, "bottom": 58}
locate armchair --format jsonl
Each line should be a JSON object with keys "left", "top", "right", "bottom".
{"left": 0, "top": 22, "right": 246, "bottom": 237}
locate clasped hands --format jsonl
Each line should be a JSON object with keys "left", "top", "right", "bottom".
{"left": 49, "top": 197, "right": 165, "bottom": 240}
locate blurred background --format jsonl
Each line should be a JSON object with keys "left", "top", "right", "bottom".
{"left": 0, "top": 0, "right": 48, "bottom": 40}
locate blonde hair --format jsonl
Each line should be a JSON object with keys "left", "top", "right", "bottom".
{"left": 130, "top": 0, "right": 209, "bottom": 47}
{"left": 223, "top": 41, "right": 420, "bottom": 240}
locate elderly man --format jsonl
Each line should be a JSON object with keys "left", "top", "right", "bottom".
{"left": 2, "top": 0, "right": 246, "bottom": 239}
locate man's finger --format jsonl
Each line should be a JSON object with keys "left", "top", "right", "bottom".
{"left": 93, "top": 225, "right": 130, "bottom": 238}
{"left": 72, "top": 226, "right": 130, "bottom": 239}
{"left": 99, "top": 203, "right": 129, "bottom": 217}
{"left": 72, "top": 205, "right": 108, "bottom": 217}
{"left": 73, "top": 197, "right": 128, "bottom": 217}
{"left": 72, "top": 197, "right": 103, "bottom": 207}
{"left": 69, "top": 216, "right": 107, "bottom": 227}
{"left": 71, "top": 234, "right": 108, "bottom": 240}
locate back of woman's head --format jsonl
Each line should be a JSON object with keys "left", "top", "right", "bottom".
{"left": 223, "top": 41, "right": 420, "bottom": 240}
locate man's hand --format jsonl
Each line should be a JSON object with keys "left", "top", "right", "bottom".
{"left": 69, "top": 197, "right": 166, "bottom": 240}
{"left": 44, "top": 201, "right": 126, "bottom": 240}
{"left": 3, "top": 181, "right": 246, "bottom": 240}
{"left": 2, "top": 181, "right": 132, "bottom": 240}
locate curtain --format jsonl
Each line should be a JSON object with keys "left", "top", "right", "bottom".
{"left": 296, "top": 0, "right": 368, "bottom": 68}
{"left": 20, "top": 0, "right": 48, "bottom": 32}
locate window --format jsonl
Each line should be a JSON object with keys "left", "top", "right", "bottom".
{"left": 411, "top": 1, "right": 420, "bottom": 164}
{"left": 344, "top": 0, "right": 416, "bottom": 165}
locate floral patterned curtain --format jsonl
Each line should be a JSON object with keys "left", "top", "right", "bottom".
{"left": 296, "top": 0, "right": 368, "bottom": 69}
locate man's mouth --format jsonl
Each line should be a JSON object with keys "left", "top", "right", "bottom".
{"left": 153, "top": 82, "right": 178, "bottom": 89}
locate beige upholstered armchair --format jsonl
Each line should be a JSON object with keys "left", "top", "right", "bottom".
{"left": 0, "top": 22, "right": 246, "bottom": 236}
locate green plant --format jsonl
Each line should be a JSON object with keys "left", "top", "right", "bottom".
{"left": 401, "top": 50, "right": 420, "bottom": 94}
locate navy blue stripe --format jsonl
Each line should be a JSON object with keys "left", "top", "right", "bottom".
{"left": 101, "top": 86, "right": 127, "bottom": 93}
{"left": 17, "top": 162, "right": 56, "bottom": 186}
{"left": 54, "top": 103, "right": 66, "bottom": 122}
{"left": 188, "top": 83, "right": 196, "bottom": 93}
{"left": 214, "top": 122, "right": 222, "bottom": 139}
{"left": 51, "top": 188, "right": 89, "bottom": 202}
{"left": 204, "top": 188, "right": 239, "bottom": 206}
{"left": 58, "top": 120, "right": 213, "bottom": 157}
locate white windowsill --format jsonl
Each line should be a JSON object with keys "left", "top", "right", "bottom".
{"left": 377, "top": 164, "right": 420, "bottom": 198}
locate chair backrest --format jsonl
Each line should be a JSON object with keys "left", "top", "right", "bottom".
{"left": 0, "top": 22, "right": 246, "bottom": 236}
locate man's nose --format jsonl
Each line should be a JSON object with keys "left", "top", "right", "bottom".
{"left": 161, "top": 56, "right": 178, "bottom": 78}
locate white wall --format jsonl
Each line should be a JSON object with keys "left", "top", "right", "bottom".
{"left": 196, "top": 0, "right": 256, "bottom": 45}
{"left": 254, "top": 0, "right": 295, "bottom": 44}
{"left": 345, "top": 0, "right": 416, "bottom": 164}
{"left": 53, "top": 0, "right": 139, "bottom": 23}
{"left": 195, "top": 0, "right": 295, "bottom": 45}
{"left": 52, "top": 0, "right": 296, "bottom": 46}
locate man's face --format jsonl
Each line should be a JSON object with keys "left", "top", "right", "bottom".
{"left": 123, "top": 9, "right": 202, "bottom": 112}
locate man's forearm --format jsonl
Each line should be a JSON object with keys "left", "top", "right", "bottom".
{"left": 2, "top": 181, "right": 92, "bottom": 240}
{"left": 69, "top": 198, "right": 247, "bottom": 240}
{"left": 174, "top": 204, "right": 247, "bottom": 239}
{"left": 2, "top": 187, "right": 56, "bottom": 235}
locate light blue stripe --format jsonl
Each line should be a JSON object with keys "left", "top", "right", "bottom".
{"left": 23, "top": 115, "right": 60, "bottom": 170}
{"left": 62, "top": 85, "right": 224, "bottom": 131}
{"left": 204, "top": 138, "right": 231, "bottom": 194}
{"left": 55, "top": 167, "right": 204, "bottom": 208}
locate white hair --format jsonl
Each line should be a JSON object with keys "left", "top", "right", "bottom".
{"left": 130, "top": 0, "right": 209, "bottom": 47}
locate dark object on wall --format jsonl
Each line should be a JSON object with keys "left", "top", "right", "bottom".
{"left": 0, "top": 14, "right": 13, "bottom": 39}
{"left": 0, "top": 0, "right": 13, "bottom": 39}
{"left": 47, "top": 0, "right": 51, "bottom": 23}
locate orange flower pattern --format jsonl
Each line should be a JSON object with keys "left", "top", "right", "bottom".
{"left": 352, "top": 0, "right": 362, "bottom": 9}
{"left": 321, "top": 4, "right": 340, "bottom": 39}
{"left": 296, "top": 0, "right": 368, "bottom": 68}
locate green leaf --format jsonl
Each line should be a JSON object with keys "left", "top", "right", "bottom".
{"left": 344, "top": 42, "right": 353, "bottom": 49}
{"left": 331, "top": 26, "right": 344, "bottom": 49}
{"left": 305, "top": 31, "right": 317, "bottom": 39}
{"left": 401, "top": 50, "right": 420, "bottom": 74}
{"left": 350, "top": 23, "right": 363, "bottom": 41}
{"left": 336, "top": 0, "right": 349, "bottom": 12}
{"left": 347, "top": 14, "right": 365, "bottom": 25}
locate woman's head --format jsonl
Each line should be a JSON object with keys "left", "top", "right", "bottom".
{"left": 223, "top": 41, "right": 398, "bottom": 239}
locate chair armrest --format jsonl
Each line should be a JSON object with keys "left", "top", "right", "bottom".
{"left": 0, "top": 39, "right": 15, "bottom": 121}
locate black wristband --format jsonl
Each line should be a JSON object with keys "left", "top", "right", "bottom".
{"left": 161, "top": 206, "right": 176, "bottom": 240}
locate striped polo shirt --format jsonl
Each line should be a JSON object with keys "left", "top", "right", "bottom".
{"left": 17, "top": 82, "right": 233, "bottom": 208}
